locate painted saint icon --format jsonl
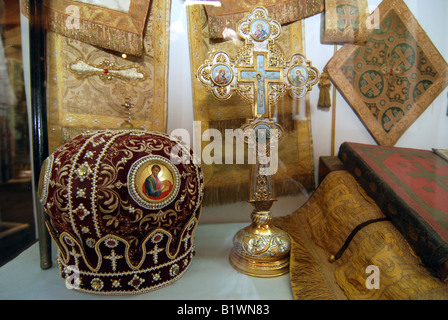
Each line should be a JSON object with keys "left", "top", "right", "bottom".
{"left": 289, "top": 66, "right": 308, "bottom": 86}
{"left": 251, "top": 19, "right": 270, "bottom": 41}
{"left": 212, "top": 65, "right": 232, "bottom": 86}
{"left": 128, "top": 155, "right": 180, "bottom": 209}
{"left": 142, "top": 164, "right": 174, "bottom": 201}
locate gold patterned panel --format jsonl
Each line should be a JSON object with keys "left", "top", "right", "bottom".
{"left": 335, "top": 227, "right": 448, "bottom": 299}
{"left": 274, "top": 170, "right": 448, "bottom": 300}
{"left": 320, "top": 0, "right": 371, "bottom": 44}
{"left": 325, "top": 0, "right": 448, "bottom": 146}
{"left": 187, "top": 4, "right": 316, "bottom": 205}
{"left": 46, "top": 0, "right": 171, "bottom": 153}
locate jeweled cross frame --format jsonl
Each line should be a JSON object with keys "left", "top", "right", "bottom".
{"left": 197, "top": 7, "right": 319, "bottom": 119}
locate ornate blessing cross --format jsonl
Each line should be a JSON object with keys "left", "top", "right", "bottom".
{"left": 196, "top": 6, "right": 320, "bottom": 277}
{"left": 197, "top": 6, "right": 319, "bottom": 121}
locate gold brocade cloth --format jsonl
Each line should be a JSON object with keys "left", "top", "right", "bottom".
{"left": 35, "top": 0, "right": 171, "bottom": 153}
{"left": 21, "top": 0, "right": 151, "bottom": 56}
{"left": 274, "top": 171, "right": 448, "bottom": 300}
{"left": 187, "top": 4, "right": 316, "bottom": 205}
{"left": 205, "top": 0, "right": 324, "bottom": 40}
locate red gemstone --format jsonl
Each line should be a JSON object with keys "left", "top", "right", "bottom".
{"left": 104, "top": 69, "right": 109, "bottom": 73}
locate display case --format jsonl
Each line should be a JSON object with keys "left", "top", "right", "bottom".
{"left": 0, "top": 0, "right": 447, "bottom": 301}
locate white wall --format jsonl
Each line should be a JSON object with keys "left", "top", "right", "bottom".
{"left": 167, "top": 0, "right": 448, "bottom": 185}
{"left": 167, "top": 0, "right": 195, "bottom": 143}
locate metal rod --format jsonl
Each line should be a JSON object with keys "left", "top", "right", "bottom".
{"left": 28, "top": 0, "right": 51, "bottom": 269}
{"left": 331, "top": 45, "right": 338, "bottom": 156}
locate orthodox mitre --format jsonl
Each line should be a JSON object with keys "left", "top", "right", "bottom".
{"left": 38, "top": 129, "right": 204, "bottom": 294}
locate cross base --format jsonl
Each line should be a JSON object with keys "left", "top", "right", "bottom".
{"left": 229, "top": 200, "right": 290, "bottom": 278}
{"left": 229, "top": 247, "right": 290, "bottom": 278}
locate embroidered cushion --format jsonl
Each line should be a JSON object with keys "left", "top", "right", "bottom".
{"left": 38, "top": 129, "right": 204, "bottom": 294}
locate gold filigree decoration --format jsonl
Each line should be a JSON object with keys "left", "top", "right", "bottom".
{"left": 269, "top": 84, "right": 286, "bottom": 102}
{"left": 201, "top": 68, "right": 211, "bottom": 80}
{"left": 217, "top": 86, "right": 228, "bottom": 96}
{"left": 216, "top": 53, "right": 228, "bottom": 63}
{"left": 255, "top": 187, "right": 270, "bottom": 201}
{"left": 268, "top": 44, "right": 285, "bottom": 67}
{"left": 236, "top": 45, "right": 254, "bottom": 67}
{"left": 257, "top": 175, "right": 267, "bottom": 185}
{"left": 254, "top": 9, "right": 266, "bottom": 19}
{"left": 236, "top": 84, "right": 254, "bottom": 103}
{"left": 308, "top": 70, "right": 318, "bottom": 81}
{"left": 240, "top": 25, "right": 251, "bottom": 36}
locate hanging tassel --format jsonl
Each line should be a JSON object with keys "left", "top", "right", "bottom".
{"left": 318, "top": 67, "right": 332, "bottom": 108}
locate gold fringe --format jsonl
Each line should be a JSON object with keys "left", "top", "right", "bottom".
{"left": 201, "top": 118, "right": 314, "bottom": 206}
{"left": 208, "top": 116, "right": 296, "bottom": 133}
{"left": 47, "top": 9, "right": 144, "bottom": 57}
{"left": 203, "top": 176, "right": 310, "bottom": 206}
{"left": 288, "top": 237, "right": 337, "bottom": 300}
{"left": 21, "top": 0, "right": 145, "bottom": 56}
{"left": 274, "top": 214, "right": 339, "bottom": 300}
{"left": 208, "top": 119, "right": 247, "bottom": 133}
{"left": 318, "top": 67, "right": 332, "bottom": 108}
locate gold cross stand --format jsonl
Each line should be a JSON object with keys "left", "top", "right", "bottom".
{"left": 197, "top": 6, "right": 319, "bottom": 277}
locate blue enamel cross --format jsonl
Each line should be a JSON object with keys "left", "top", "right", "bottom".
{"left": 239, "top": 53, "right": 283, "bottom": 117}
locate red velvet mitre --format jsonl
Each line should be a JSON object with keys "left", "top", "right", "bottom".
{"left": 38, "top": 130, "right": 204, "bottom": 294}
